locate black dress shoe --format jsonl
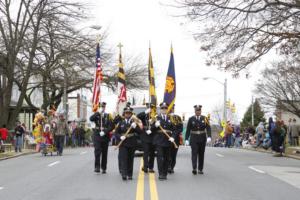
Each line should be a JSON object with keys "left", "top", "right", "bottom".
{"left": 122, "top": 176, "right": 127, "bottom": 181}
{"left": 198, "top": 170, "right": 204, "bottom": 174}
{"left": 94, "top": 168, "right": 100, "bottom": 173}
{"left": 168, "top": 168, "right": 172, "bottom": 174}
{"left": 192, "top": 170, "right": 197, "bottom": 175}
{"left": 142, "top": 167, "right": 148, "bottom": 173}
{"left": 128, "top": 176, "right": 133, "bottom": 180}
{"left": 158, "top": 176, "right": 164, "bottom": 180}
{"left": 149, "top": 169, "right": 155, "bottom": 173}
{"left": 102, "top": 170, "right": 106, "bottom": 174}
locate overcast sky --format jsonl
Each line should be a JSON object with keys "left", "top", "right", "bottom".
{"left": 85, "top": 0, "right": 272, "bottom": 122}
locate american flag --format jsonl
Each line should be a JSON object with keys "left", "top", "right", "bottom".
{"left": 92, "top": 43, "right": 103, "bottom": 112}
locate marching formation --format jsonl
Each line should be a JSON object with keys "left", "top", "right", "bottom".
{"left": 88, "top": 42, "right": 211, "bottom": 181}
{"left": 90, "top": 101, "right": 211, "bottom": 181}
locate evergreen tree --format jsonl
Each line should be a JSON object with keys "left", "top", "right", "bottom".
{"left": 241, "top": 99, "right": 266, "bottom": 129}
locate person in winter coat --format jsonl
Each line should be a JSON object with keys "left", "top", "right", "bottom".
{"left": 290, "top": 119, "right": 299, "bottom": 146}
{"left": 52, "top": 112, "right": 69, "bottom": 156}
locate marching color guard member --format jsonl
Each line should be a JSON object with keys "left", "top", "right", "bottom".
{"left": 185, "top": 105, "right": 211, "bottom": 175}
{"left": 137, "top": 103, "right": 156, "bottom": 173}
{"left": 90, "top": 102, "right": 113, "bottom": 174}
{"left": 115, "top": 107, "right": 142, "bottom": 180}
{"left": 152, "top": 102, "right": 176, "bottom": 180}
{"left": 168, "top": 105, "right": 183, "bottom": 174}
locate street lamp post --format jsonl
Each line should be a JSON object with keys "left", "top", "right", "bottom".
{"left": 203, "top": 77, "right": 227, "bottom": 122}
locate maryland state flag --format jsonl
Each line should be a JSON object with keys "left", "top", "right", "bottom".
{"left": 163, "top": 46, "right": 176, "bottom": 113}
{"left": 92, "top": 43, "right": 103, "bottom": 112}
{"left": 148, "top": 48, "right": 157, "bottom": 119}
{"left": 115, "top": 44, "right": 127, "bottom": 115}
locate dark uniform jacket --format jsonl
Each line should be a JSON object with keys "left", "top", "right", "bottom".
{"left": 151, "top": 114, "right": 176, "bottom": 147}
{"left": 90, "top": 112, "right": 114, "bottom": 143}
{"left": 185, "top": 115, "right": 211, "bottom": 144}
{"left": 170, "top": 114, "right": 183, "bottom": 145}
{"left": 115, "top": 118, "right": 142, "bottom": 147}
{"left": 137, "top": 111, "right": 154, "bottom": 143}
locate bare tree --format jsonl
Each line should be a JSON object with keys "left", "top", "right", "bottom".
{"left": 255, "top": 60, "right": 300, "bottom": 118}
{"left": 0, "top": 0, "right": 148, "bottom": 128}
{"left": 1, "top": 0, "right": 51, "bottom": 127}
{"left": 177, "top": 0, "right": 300, "bottom": 75}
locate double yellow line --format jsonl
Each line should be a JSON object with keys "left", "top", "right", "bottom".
{"left": 136, "top": 159, "right": 159, "bottom": 200}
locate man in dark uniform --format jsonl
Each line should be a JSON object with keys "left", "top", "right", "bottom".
{"left": 90, "top": 102, "right": 113, "bottom": 174}
{"left": 168, "top": 105, "right": 183, "bottom": 174}
{"left": 137, "top": 103, "right": 155, "bottom": 173}
{"left": 185, "top": 105, "right": 211, "bottom": 175}
{"left": 115, "top": 107, "right": 142, "bottom": 180}
{"left": 152, "top": 102, "right": 176, "bottom": 180}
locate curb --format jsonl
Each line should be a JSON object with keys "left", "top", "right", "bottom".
{"left": 243, "top": 147, "right": 300, "bottom": 160}
{"left": 0, "top": 151, "right": 37, "bottom": 161}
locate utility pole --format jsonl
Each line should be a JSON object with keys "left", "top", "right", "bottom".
{"left": 251, "top": 96, "right": 254, "bottom": 126}
{"left": 224, "top": 78, "right": 227, "bottom": 122}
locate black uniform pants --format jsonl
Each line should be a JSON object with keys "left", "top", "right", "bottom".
{"left": 169, "top": 145, "right": 179, "bottom": 170}
{"left": 118, "top": 148, "right": 122, "bottom": 174}
{"left": 191, "top": 140, "right": 206, "bottom": 171}
{"left": 119, "top": 146, "right": 135, "bottom": 177}
{"left": 156, "top": 146, "right": 170, "bottom": 176}
{"left": 94, "top": 141, "right": 109, "bottom": 170}
{"left": 142, "top": 142, "right": 155, "bottom": 170}
{"left": 55, "top": 135, "right": 65, "bottom": 154}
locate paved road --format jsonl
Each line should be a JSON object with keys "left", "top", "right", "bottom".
{"left": 0, "top": 147, "right": 299, "bottom": 200}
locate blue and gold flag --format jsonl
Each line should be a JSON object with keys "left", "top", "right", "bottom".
{"left": 163, "top": 46, "right": 176, "bottom": 113}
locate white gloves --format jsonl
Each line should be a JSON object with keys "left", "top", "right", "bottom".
{"left": 155, "top": 120, "right": 161, "bottom": 128}
{"left": 145, "top": 108, "right": 151, "bottom": 114}
{"left": 169, "top": 137, "right": 175, "bottom": 143}
{"left": 207, "top": 137, "right": 212, "bottom": 143}
{"left": 185, "top": 140, "right": 190, "bottom": 146}
{"left": 131, "top": 122, "right": 137, "bottom": 129}
{"left": 146, "top": 130, "right": 152, "bottom": 135}
{"left": 100, "top": 131, "right": 105, "bottom": 136}
{"left": 120, "top": 136, "right": 126, "bottom": 141}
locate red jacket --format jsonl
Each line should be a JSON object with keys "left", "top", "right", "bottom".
{"left": 43, "top": 132, "right": 53, "bottom": 144}
{"left": 0, "top": 128, "right": 8, "bottom": 140}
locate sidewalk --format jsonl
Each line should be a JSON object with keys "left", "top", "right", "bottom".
{"left": 0, "top": 149, "right": 37, "bottom": 161}
{"left": 243, "top": 146, "right": 300, "bottom": 160}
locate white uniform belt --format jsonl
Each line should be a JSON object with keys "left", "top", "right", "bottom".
{"left": 191, "top": 130, "right": 206, "bottom": 135}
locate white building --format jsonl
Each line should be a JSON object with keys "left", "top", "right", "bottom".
{"left": 276, "top": 101, "right": 300, "bottom": 125}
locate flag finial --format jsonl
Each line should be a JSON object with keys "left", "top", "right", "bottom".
{"left": 117, "top": 42, "right": 123, "bottom": 54}
{"left": 96, "top": 34, "right": 101, "bottom": 43}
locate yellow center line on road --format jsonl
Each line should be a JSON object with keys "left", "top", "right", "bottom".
{"left": 136, "top": 159, "right": 144, "bottom": 200}
{"left": 136, "top": 158, "right": 159, "bottom": 200}
{"left": 149, "top": 171, "right": 159, "bottom": 200}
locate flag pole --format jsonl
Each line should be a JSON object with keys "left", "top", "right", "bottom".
{"left": 148, "top": 43, "right": 152, "bottom": 130}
